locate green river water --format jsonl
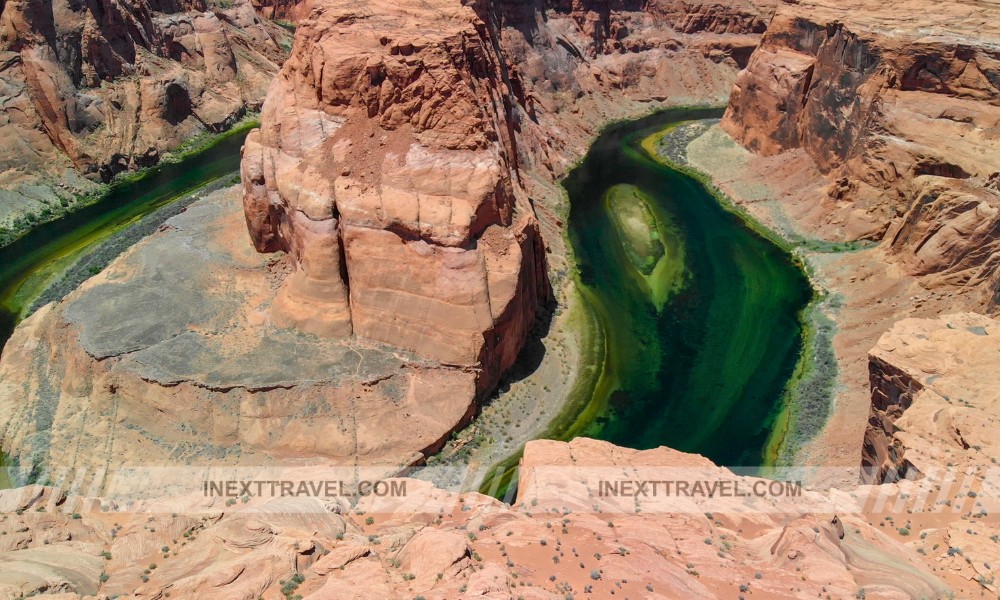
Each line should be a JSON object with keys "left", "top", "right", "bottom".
{"left": 483, "top": 108, "right": 813, "bottom": 495}
{"left": 562, "top": 108, "right": 812, "bottom": 464}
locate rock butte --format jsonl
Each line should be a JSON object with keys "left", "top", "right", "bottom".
{"left": 1, "top": 0, "right": 1000, "bottom": 598}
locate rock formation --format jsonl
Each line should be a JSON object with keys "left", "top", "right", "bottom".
{"left": 250, "top": 0, "right": 307, "bottom": 22}
{"left": 859, "top": 313, "right": 1000, "bottom": 595}
{"left": 0, "top": 437, "right": 960, "bottom": 599}
{"left": 239, "top": 0, "right": 550, "bottom": 385}
{"left": 0, "top": 0, "right": 784, "bottom": 476}
{"left": 721, "top": 0, "right": 1000, "bottom": 309}
{"left": 864, "top": 312, "right": 1000, "bottom": 484}
{"left": 0, "top": 0, "right": 293, "bottom": 229}
{"left": 3, "top": 0, "right": 1000, "bottom": 596}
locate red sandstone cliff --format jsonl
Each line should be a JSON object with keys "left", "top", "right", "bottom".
{"left": 721, "top": 0, "right": 1000, "bottom": 310}
{"left": 251, "top": 0, "right": 308, "bottom": 22}
{"left": 0, "top": 0, "right": 292, "bottom": 187}
{"left": 240, "top": 0, "right": 551, "bottom": 391}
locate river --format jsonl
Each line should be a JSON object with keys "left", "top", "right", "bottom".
{"left": 0, "top": 126, "right": 253, "bottom": 358}
{"left": 562, "top": 107, "right": 812, "bottom": 465}
{"left": 482, "top": 108, "right": 813, "bottom": 495}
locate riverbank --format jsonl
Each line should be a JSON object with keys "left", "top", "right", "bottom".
{"left": 0, "top": 124, "right": 255, "bottom": 361}
{"left": 0, "top": 116, "right": 259, "bottom": 252}
{"left": 0, "top": 127, "right": 255, "bottom": 489}
{"left": 422, "top": 107, "right": 817, "bottom": 498}
{"left": 676, "top": 122, "right": 984, "bottom": 486}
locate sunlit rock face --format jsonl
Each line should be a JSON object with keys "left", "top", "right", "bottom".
{"left": 722, "top": 0, "right": 1000, "bottom": 310}
{"left": 240, "top": 0, "right": 547, "bottom": 381}
{"left": 0, "top": 0, "right": 293, "bottom": 185}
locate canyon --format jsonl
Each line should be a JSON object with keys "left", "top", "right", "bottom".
{"left": 0, "top": 0, "right": 777, "bottom": 483}
{"left": 0, "top": 0, "right": 293, "bottom": 236}
{"left": 0, "top": 0, "right": 999, "bottom": 598}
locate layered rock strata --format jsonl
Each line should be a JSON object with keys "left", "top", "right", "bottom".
{"left": 0, "top": 0, "right": 292, "bottom": 227}
{"left": 721, "top": 0, "right": 1000, "bottom": 309}
{"left": 239, "top": 0, "right": 781, "bottom": 376}
{"left": 858, "top": 313, "right": 1000, "bottom": 595}
{"left": 0, "top": 188, "right": 483, "bottom": 478}
{"left": 240, "top": 0, "right": 550, "bottom": 387}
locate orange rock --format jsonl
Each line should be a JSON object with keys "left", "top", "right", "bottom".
{"left": 722, "top": 0, "right": 1000, "bottom": 309}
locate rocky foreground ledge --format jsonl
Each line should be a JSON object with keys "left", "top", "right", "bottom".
{"left": 865, "top": 313, "right": 1000, "bottom": 482}
{"left": 0, "top": 437, "right": 961, "bottom": 599}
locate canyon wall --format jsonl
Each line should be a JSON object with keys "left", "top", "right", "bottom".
{"left": 250, "top": 0, "right": 307, "bottom": 22}
{"left": 863, "top": 313, "right": 1000, "bottom": 484}
{"left": 1, "top": 0, "right": 778, "bottom": 477}
{"left": 0, "top": 0, "right": 293, "bottom": 230}
{"left": 859, "top": 313, "right": 1000, "bottom": 592}
{"left": 721, "top": 0, "right": 1000, "bottom": 309}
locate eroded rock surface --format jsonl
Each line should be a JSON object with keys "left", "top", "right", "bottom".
{"left": 0, "top": 188, "right": 480, "bottom": 479}
{"left": 859, "top": 313, "right": 1000, "bottom": 595}
{"left": 0, "top": 438, "right": 963, "bottom": 599}
{"left": 721, "top": 0, "right": 1000, "bottom": 309}
{"left": 239, "top": 0, "right": 550, "bottom": 386}
{"left": 0, "top": 0, "right": 293, "bottom": 227}
{"left": 864, "top": 313, "right": 1000, "bottom": 483}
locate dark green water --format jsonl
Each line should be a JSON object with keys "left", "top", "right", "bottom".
{"left": 0, "top": 126, "right": 252, "bottom": 360}
{"left": 563, "top": 107, "right": 812, "bottom": 466}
